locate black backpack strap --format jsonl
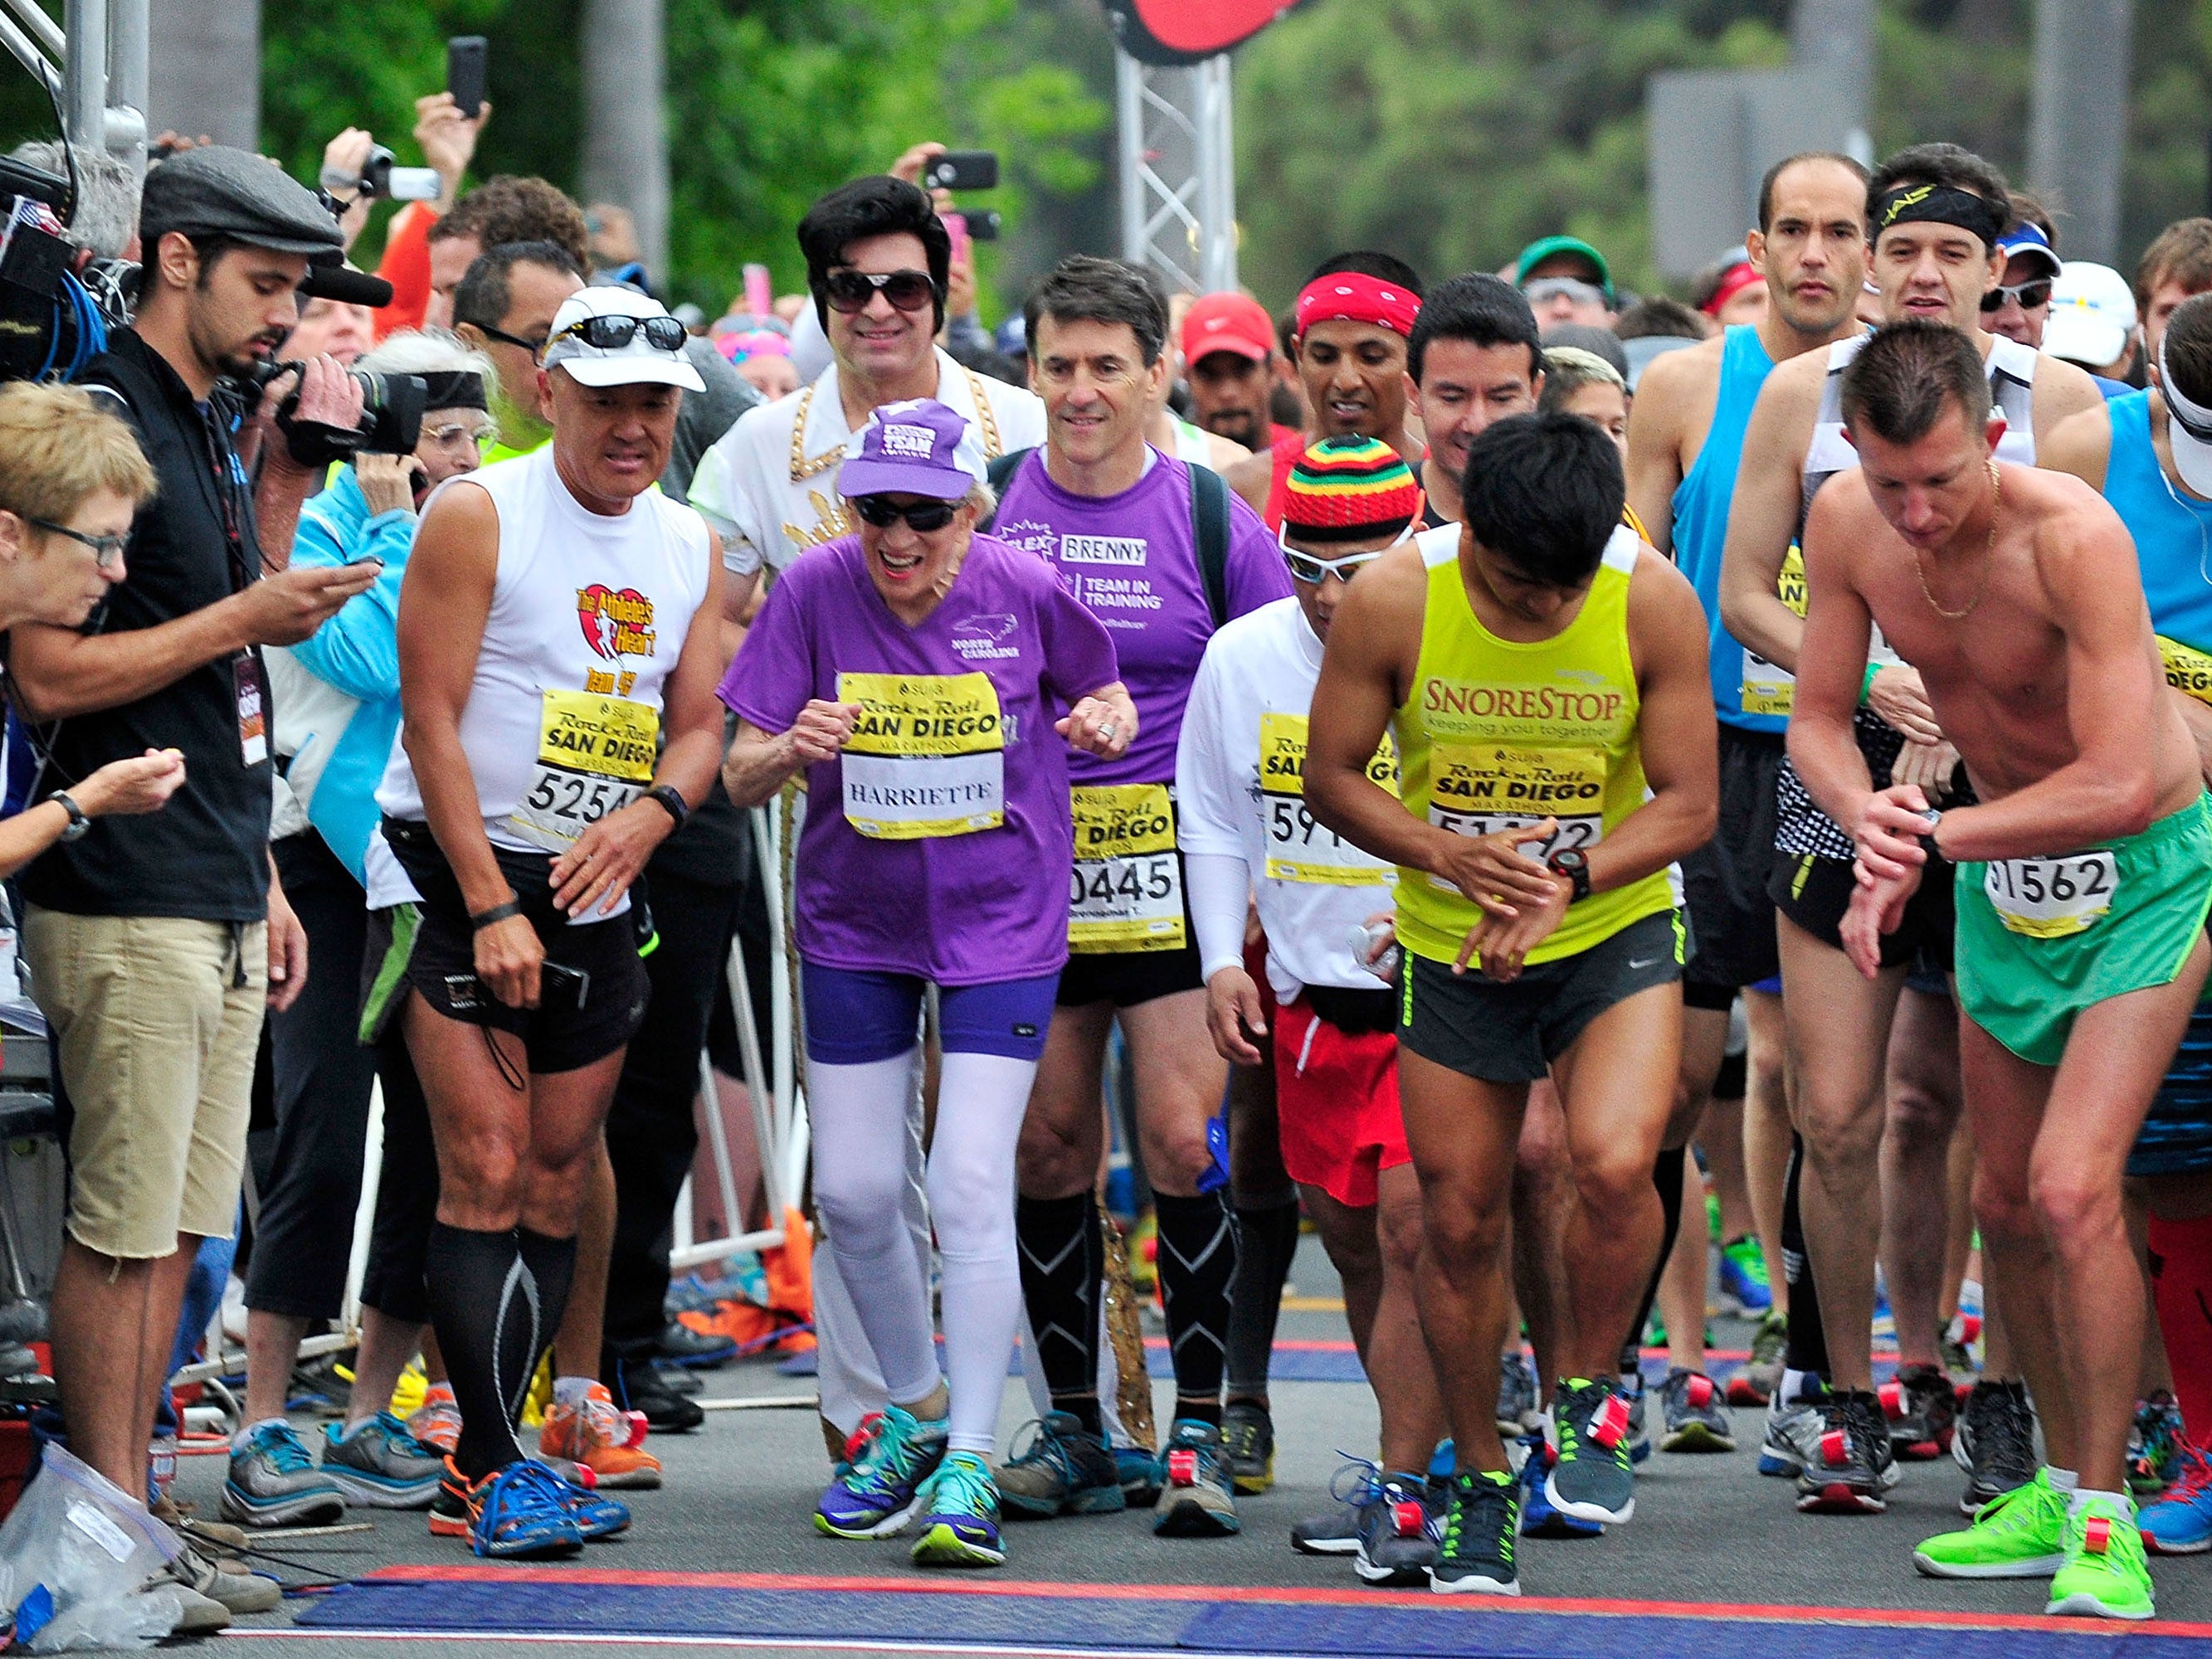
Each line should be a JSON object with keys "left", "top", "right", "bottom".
{"left": 979, "top": 446, "right": 1036, "bottom": 533}
{"left": 1188, "top": 460, "right": 1231, "bottom": 629}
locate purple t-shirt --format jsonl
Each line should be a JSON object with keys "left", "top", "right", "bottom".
{"left": 992, "top": 448, "right": 1291, "bottom": 786}
{"left": 719, "top": 533, "right": 1119, "bottom": 985}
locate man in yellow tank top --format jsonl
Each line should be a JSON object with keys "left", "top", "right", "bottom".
{"left": 1308, "top": 411, "right": 1717, "bottom": 1593}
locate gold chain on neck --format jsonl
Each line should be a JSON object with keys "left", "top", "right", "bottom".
{"left": 786, "top": 365, "right": 1007, "bottom": 484}
{"left": 1912, "top": 460, "right": 2000, "bottom": 620}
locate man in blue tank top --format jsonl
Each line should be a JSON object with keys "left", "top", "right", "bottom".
{"left": 1623, "top": 151, "right": 1870, "bottom": 1435}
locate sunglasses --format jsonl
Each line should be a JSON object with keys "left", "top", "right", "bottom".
{"left": 553, "top": 314, "right": 689, "bottom": 354}
{"left": 1981, "top": 279, "right": 2053, "bottom": 313}
{"left": 1278, "top": 521, "right": 1408, "bottom": 584}
{"left": 475, "top": 323, "right": 548, "bottom": 357}
{"left": 1523, "top": 276, "right": 1607, "bottom": 308}
{"left": 31, "top": 518, "right": 126, "bottom": 572}
{"left": 824, "top": 269, "right": 938, "bottom": 315}
{"left": 852, "top": 494, "right": 959, "bottom": 533}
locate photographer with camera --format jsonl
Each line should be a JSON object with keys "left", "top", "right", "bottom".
{"left": 224, "top": 331, "right": 499, "bottom": 1529}
{"left": 7, "top": 145, "right": 379, "bottom": 1621}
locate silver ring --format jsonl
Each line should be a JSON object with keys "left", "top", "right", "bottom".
{"left": 1099, "top": 722, "right": 1118, "bottom": 742}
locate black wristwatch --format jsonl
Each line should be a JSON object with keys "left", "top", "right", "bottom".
{"left": 644, "top": 784, "right": 689, "bottom": 830}
{"left": 1546, "top": 846, "right": 1591, "bottom": 902}
{"left": 49, "top": 791, "right": 87, "bottom": 843}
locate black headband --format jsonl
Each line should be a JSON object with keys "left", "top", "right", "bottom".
{"left": 417, "top": 370, "right": 487, "bottom": 411}
{"left": 1872, "top": 183, "right": 2006, "bottom": 248}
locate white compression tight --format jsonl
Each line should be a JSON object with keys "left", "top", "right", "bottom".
{"left": 807, "top": 1047, "right": 1035, "bottom": 1455}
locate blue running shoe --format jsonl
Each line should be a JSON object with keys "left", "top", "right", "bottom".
{"left": 2140, "top": 1442, "right": 2212, "bottom": 1555}
{"left": 910, "top": 1451, "right": 1006, "bottom": 1566}
{"left": 437, "top": 1457, "right": 584, "bottom": 1559}
{"left": 1515, "top": 1431, "right": 1601, "bottom": 1539}
{"left": 1427, "top": 1438, "right": 1456, "bottom": 1480}
{"left": 1291, "top": 1454, "right": 1383, "bottom": 1555}
{"left": 222, "top": 1420, "right": 344, "bottom": 1529}
{"left": 815, "top": 1403, "right": 948, "bottom": 1538}
{"left": 1719, "top": 1236, "right": 1772, "bottom": 1315}
{"left": 1115, "top": 1442, "right": 1163, "bottom": 1507}
{"left": 321, "top": 1413, "right": 441, "bottom": 1509}
{"left": 527, "top": 1461, "right": 631, "bottom": 1539}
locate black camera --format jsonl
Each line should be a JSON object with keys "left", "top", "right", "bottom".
{"left": 253, "top": 362, "right": 426, "bottom": 468}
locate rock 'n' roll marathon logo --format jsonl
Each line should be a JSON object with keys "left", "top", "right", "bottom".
{"left": 577, "top": 586, "right": 657, "bottom": 660}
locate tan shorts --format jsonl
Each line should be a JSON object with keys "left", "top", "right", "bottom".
{"left": 23, "top": 909, "right": 268, "bottom": 1259}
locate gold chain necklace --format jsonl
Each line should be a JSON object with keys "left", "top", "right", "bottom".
{"left": 1912, "top": 460, "right": 2000, "bottom": 620}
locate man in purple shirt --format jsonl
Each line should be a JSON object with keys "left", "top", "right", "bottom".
{"left": 988, "top": 256, "right": 1292, "bottom": 1537}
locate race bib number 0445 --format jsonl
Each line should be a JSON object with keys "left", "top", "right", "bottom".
{"left": 838, "top": 671, "right": 1006, "bottom": 840}
{"left": 1258, "top": 711, "right": 1396, "bottom": 886}
{"left": 1984, "top": 850, "right": 2117, "bottom": 939}
{"left": 506, "top": 689, "right": 660, "bottom": 852}
{"left": 1069, "top": 784, "right": 1184, "bottom": 954}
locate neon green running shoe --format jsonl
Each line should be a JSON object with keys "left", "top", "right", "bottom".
{"left": 2047, "top": 1493, "right": 2153, "bottom": 1620}
{"left": 1912, "top": 1466, "right": 2067, "bottom": 1579}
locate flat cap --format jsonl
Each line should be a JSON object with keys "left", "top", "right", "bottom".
{"left": 139, "top": 144, "right": 343, "bottom": 263}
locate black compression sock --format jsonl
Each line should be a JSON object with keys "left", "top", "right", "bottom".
{"left": 1154, "top": 1190, "right": 1237, "bottom": 1420}
{"left": 425, "top": 1222, "right": 529, "bottom": 1478}
{"left": 1016, "top": 1192, "right": 1103, "bottom": 1430}
{"left": 1781, "top": 1133, "right": 1830, "bottom": 1381}
{"left": 1225, "top": 1196, "right": 1300, "bottom": 1403}
{"left": 1625, "top": 1145, "right": 1688, "bottom": 1363}
{"left": 514, "top": 1228, "right": 578, "bottom": 1408}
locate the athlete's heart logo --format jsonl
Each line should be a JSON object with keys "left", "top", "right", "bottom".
{"left": 577, "top": 584, "right": 655, "bottom": 660}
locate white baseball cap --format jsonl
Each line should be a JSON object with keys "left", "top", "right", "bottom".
{"left": 2040, "top": 260, "right": 2137, "bottom": 372}
{"left": 541, "top": 285, "right": 706, "bottom": 392}
{"left": 2159, "top": 332, "right": 2212, "bottom": 499}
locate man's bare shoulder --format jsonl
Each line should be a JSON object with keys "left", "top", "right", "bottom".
{"left": 1221, "top": 448, "right": 1275, "bottom": 513}
{"left": 2010, "top": 461, "right": 2136, "bottom": 579}
{"left": 1634, "top": 333, "right": 1727, "bottom": 410}
{"left": 1752, "top": 343, "right": 1829, "bottom": 413}
{"left": 2039, "top": 398, "right": 2116, "bottom": 489}
{"left": 1800, "top": 466, "right": 1881, "bottom": 560}
{"left": 2029, "top": 354, "right": 2107, "bottom": 431}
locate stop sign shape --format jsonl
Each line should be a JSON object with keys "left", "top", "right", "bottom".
{"left": 1101, "top": 0, "right": 1312, "bottom": 64}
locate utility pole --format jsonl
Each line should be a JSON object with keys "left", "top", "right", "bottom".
{"left": 579, "top": 0, "right": 669, "bottom": 280}
{"left": 1791, "top": 0, "right": 1875, "bottom": 163}
{"left": 146, "top": 0, "right": 256, "bottom": 151}
{"left": 2028, "top": 0, "right": 2133, "bottom": 264}
{"left": 1116, "top": 53, "right": 1236, "bottom": 297}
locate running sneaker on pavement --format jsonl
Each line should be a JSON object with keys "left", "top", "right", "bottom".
{"left": 815, "top": 1403, "right": 948, "bottom": 1538}
{"left": 1955, "top": 1379, "right": 2039, "bottom": 1514}
{"left": 1220, "top": 1400, "right": 1275, "bottom": 1494}
{"left": 910, "top": 1451, "right": 1006, "bottom": 1567}
{"left": 1658, "top": 1369, "right": 1734, "bottom": 1453}
{"left": 1795, "top": 1390, "right": 1896, "bottom": 1514}
{"left": 432, "top": 1457, "right": 585, "bottom": 1558}
{"left": 2046, "top": 1492, "right": 2155, "bottom": 1620}
{"left": 1152, "top": 1418, "right": 1240, "bottom": 1536}
{"left": 539, "top": 1383, "right": 662, "bottom": 1490}
{"left": 1353, "top": 1472, "right": 1440, "bottom": 1585}
{"left": 1621, "top": 1375, "right": 1652, "bottom": 1464}
{"left": 992, "top": 1412, "right": 1124, "bottom": 1518}
{"left": 1292, "top": 1456, "right": 1384, "bottom": 1554}
{"left": 2139, "top": 1441, "right": 2212, "bottom": 1554}
{"left": 1759, "top": 1388, "right": 1826, "bottom": 1477}
{"left": 1431, "top": 1470, "right": 1519, "bottom": 1596}
{"left": 1115, "top": 1443, "right": 1162, "bottom": 1507}
{"left": 553, "top": 1465, "right": 632, "bottom": 1539}
{"left": 147, "top": 1539, "right": 281, "bottom": 1621}
{"left": 321, "top": 1413, "right": 442, "bottom": 1508}
{"left": 1882, "top": 1362, "right": 1957, "bottom": 1461}
{"left": 1495, "top": 1350, "right": 1541, "bottom": 1436}
{"left": 1729, "top": 1309, "right": 1787, "bottom": 1407}
{"left": 1912, "top": 1467, "right": 2068, "bottom": 1578}
{"left": 1718, "top": 1236, "right": 1772, "bottom": 1314}
{"left": 2128, "top": 1392, "right": 2185, "bottom": 1494}
{"left": 407, "top": 1388, "right": 462, "bottom": 1456}
{"left": 1546, "top": 1379, "right": 1635, "bottom": 1525}
{"left": 1515, "top": 1431, "right": 1601, "bottom": 1538}
{"left": 222, "top": 1420, "right": 346, "bottom": 1528}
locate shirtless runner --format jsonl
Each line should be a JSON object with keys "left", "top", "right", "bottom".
{"left": 1791, "top": 318, "right": 2211, "bottom": 1623}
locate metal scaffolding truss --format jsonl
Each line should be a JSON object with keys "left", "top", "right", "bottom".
{"left": 1116, "top": 50, "right": 1237, "bottom": 297}
{"left": 0, "top": 0, "right": 149, "bottom": 174}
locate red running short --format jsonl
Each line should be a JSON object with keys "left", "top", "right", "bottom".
{"left": 1272, "top": 995, "right": 1406, "bottom": 1209}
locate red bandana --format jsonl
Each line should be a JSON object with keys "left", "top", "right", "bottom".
{"left": 1294, "top": 272, "right": 1421, "bottom": 341}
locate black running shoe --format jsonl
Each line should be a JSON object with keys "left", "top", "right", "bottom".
{"left": 1546, "top": 1378, "right": 1635, "bottom": 1525}
{"left": 1795, "top": 1389, "right": 1893, "bottom": 1515}
{"left": 1882, "top": 1363, "right": 1956, "bottom": 1461}
{"left": 1353, "top": 1472, "right": 1440, "bottom": 1585}
{"left": 1431, "top": 1470, "right": 1519, "bottom": 1596}
{"left": 1955, "top": 1379, "right": 2039, "bottom": 1515}
{"left": 1219, "top": 1401, "right": 1275, "bottom": 1495}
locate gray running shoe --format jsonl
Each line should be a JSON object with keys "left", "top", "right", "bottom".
{"left": 1292, "top": 1457, "right": 1383, "bottom": 1554}
{"left": 153, "top": 1539, "right": 281, "bottom": 1616}
{"left": 222, "top": 1420, "right": 345, "bottom": 1528}
{"left": 1956, "top": 1378, "right": 2039, "bottom": 1514}
{"left": 322, "top": 1412, "right": 442, "bottom": 1508}
{"left": 1495, "top": 1350, "right": 1541, "bottom": 1436}
{"left": 1431, "top": 1471, "right": 1520, "bottom": 1596}
{"left": 1730, "top": 1309, "right": 1787, "bottom": 1406}
{"left": 1152, "top": 1418, "right": 1240, "bottom": 1537}
{"left": 1354, "top": 1472, "right": 1441, "bottom": 1584}
{"left": 1759, "top": 1390, "right": 1827, "bottom": 1477}
{"left": 1219, "top": 1401, "right": 1275, "bottom": 1494}
{"left": 1545, "top": 1379, "right": 1636, "bottom": 1525}
{"left": 1659, "top": 1368, "right": 1736, "bottom": 1453}
{"left": 1795, "top": 1389, "right": 1897, "bottom": 1514}
{"left": 992, "top": 1412, "right": 1124, "bottom": 1518}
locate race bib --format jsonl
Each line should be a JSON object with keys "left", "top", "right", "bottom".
{"left": 505, "top": 689, "right": 659, "bottom": 851}
{"left": 1983, "top": 850, "right": 2117, "bottom": 939}
{"left": 1257, "top": 712, "right": 1396, "bottom": 886}
{"left": 1740, "top": 547, "right": 1806, "bottom": 717}
{"left": 2160, "top": 635, "right": 2212, "bottom": 707}
{"left": 838, "top": 671, "right": 1006, "bottom": 840}
{"left": 1069, "top": 784, "right": 1184, "bottom": 953}
{"left": 1425, "top": 744, "right": 1605, "bottom": 888}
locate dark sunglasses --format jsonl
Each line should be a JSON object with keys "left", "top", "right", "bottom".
{"left": 475, "top": 323, "right": 548, "bottom": 357}
{"left": 852, "top": 494, "right": 958, "bottom": 533}
{"left": 553, "top": 314, "right": 689, "bottom": 353}
{"left": 31, "top": 518, "right": 126, "bottom": 571}
{"left": 1981, "top": 279, "right": 2053, "bottom": 313}
{"left": 824, "top": 269, "right": 938, "bottom": 315}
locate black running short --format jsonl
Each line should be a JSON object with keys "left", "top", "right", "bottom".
{"left": 1768, "top": 848, "right": 1956, "bottom": 974}
{"left": 1681, "top": 725, "right": 1785, "bottom": 997}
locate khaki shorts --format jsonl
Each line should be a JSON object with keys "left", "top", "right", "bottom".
{"left": 23, "top": 908, "right": 268, "bottom": 1259}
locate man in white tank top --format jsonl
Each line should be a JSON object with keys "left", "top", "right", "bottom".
{"left": 367, "top": 286, "right": 728, "bottom": 1556}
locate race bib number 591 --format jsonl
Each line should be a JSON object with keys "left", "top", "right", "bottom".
{"left": 1984, "top": 850, "right": 2117, "bottom": 938}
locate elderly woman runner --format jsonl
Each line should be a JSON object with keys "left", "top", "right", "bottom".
{"left": 720, "top": 398, "right": 1133, "bottom": 1567}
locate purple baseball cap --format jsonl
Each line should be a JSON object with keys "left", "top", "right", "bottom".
{"left": 837, "top": 398, "right": 987, "bottom": 502}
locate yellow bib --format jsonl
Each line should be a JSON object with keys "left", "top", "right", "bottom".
{"left": 837, "top": 671, "right": 1006, "bottom": 839}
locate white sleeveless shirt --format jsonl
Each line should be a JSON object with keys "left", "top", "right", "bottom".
{"left": 374, "top": 446, "right": 712, "bottom": 865}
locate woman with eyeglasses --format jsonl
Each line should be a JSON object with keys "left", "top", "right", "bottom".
{"left": 0, "top": 381, "right": 183, "bottom": 866}
{"left": 231, "top": 328, "right": 501, "bottom": 1526}
{"left": 720, "top": 397, "right": 1132, "bottom": 1569}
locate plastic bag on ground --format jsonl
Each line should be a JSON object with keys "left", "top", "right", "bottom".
{"left": 0, "top": 1443, "right": 182, "bottom": 1651}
